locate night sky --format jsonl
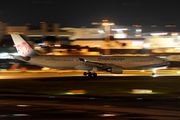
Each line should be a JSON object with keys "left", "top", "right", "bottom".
{"left": 0, "top": 0, "right": 180, "bottom": 27}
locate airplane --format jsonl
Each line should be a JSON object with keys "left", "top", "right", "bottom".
{"left": 10, "top": 34, "right": 170, "bottom": 77}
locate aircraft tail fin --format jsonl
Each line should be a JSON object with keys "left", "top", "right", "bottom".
{"left": 11, "top": 34, "right": 39, "bottom": 56}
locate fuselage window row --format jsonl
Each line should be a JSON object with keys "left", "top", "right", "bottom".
{"left": 133, "top": 60, "right": 153, "bottom": 62}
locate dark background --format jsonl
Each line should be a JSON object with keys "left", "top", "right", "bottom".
{"left": 0, "top": 0, "right": 179, "bottom": 27}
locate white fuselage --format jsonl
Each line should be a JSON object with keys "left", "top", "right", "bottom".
{"left": 14, "top": 55, "right": 170, "bottom": 71}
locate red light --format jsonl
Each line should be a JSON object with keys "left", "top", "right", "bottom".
{"left": 0, "top": 21, "right": 2, "bottom": 23}
{"left": 25, "top": 23, "right": 31, "bottom": 25}
{"left": 40, "top": 22, "right": 46, "bottom": 24}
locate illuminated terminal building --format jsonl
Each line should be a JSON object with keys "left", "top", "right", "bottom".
{"left": 1, "top": 22, "right": 180, "bottom": 59}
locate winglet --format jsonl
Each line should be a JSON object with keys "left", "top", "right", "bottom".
{"left": 11, "top": 34, "right": 39, "bottom": 56}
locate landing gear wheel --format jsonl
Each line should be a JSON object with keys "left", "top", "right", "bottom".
{"left": 83, "top": 72, "right": 87, "bottom": 76}
{"left": 152, "top": 72, "right": 155, "bottom": 75}
{"left": 92, "top": 73, "right": 97, "bottom": 77}
{"left": 88, "top": 72, "right": 92, "bottom": 77}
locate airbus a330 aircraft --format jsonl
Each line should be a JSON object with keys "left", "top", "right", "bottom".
{"left": 11, "top": 34, "right": 170, "bottom": 77}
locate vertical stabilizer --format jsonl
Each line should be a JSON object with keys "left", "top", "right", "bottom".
{"left": 11, "top": 34, "right": 39, "bottom": 56}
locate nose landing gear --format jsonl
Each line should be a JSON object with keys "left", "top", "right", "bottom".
{"left": 152, "top": 69, "right": 156, "bottom": 75}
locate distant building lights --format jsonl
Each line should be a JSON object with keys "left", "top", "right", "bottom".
{"left": 165, "top": 25, "right": 176, "bottom": 27}
{"left": 132, "top": 25, "right": 142, "bottom": 27}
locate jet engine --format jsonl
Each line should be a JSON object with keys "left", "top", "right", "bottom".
{"left": 107, "top": 66, "right": 123, "bottom": 74}
{"left": 22, "top": 56, "right": 31, "bottom": 61}
{"left": 12, "top": 56, "right": 31, "bottom": 61}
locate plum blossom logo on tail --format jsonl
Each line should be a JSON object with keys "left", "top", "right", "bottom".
{"left": 17, "top": 42, "right": 31, "bottom": 54}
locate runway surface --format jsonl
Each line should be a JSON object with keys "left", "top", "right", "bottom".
{"left": 0, "top": 70, "right": 180, "bottom": 79}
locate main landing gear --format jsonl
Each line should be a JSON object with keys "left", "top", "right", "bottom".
{"left": 83, "top": 72, "right": 97, "bottom": 77}
{"left": 83, "top": 67, "right": 98, "bottom": 77}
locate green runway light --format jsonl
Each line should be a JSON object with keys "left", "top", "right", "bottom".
{"left": 63, "top": 92, "right": 85, "bottom": 95}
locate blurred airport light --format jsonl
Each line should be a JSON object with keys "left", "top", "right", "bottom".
{"left": 40, "top": 22, "right": 46, "bottom": 24}
{"left": 112, "top": 28, "right": 128, "bottom": 31}
{"left": 132, "top": 41, "right": 144, "bottom": 46}
{"left": 132, "top": 89, "right": 152, "bottom": 94}
{"left": 150, "top": 32, "right": 168, "bottom": 36}
{"left": 136, "top": 29, "right": 142, "bottom": 33}
{"left": 151, "top": 25, "right": 157, "bottom": 27}
{"left": 171, "top": 33, "right": 178, "bottom": 36}
{"left": 25, "top": 23, "right": 31, "bottom": 25}
{"left": 54, "top": 44, "right": 61, "bottom": 47}
{"left": 91, "top": 22, "right": 102, "bottom": 25}
{"left": 135, "top": 34, "right": 141, "bottom": 38}
{"left": 34, "top": 47, "right": 41, "bottom": 50}
{"left": 98, "top": 30, "right": 105, "bottom": 33}
{"left": 143, "top": 43, "right": 151, "bottom": 48}
{"left": 94, "top": 45, "right": 100, "bottom": 47}
{"left": 102, "top": 22, "right": 115, "bottom": 26}
{"left": 132, "top": 25, "right": 142, "bottom": 27}
{"left": 114, "top": 33, "right": 127, "bottom": 38}
{"left": 38, "top": 43, "right": 45, "bottom": 46}
{"left": 165, "top": 25, "right": 176, "bottom": 27}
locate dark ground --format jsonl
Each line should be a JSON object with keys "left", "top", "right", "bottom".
{"left": 0, "top": 76, "right": 180, "bottom": 119}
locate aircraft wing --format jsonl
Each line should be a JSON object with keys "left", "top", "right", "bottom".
{"left": 79, "top": 58, "right": 119, "bottom": 70}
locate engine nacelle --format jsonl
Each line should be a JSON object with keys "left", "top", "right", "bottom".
{"left": 109, "top": 67, "right": 123, "bottom": 74}
{"left": 13, "top": 56, "right": 31, "bottom": 61}
{"left": 22, "top": 56, "right": 31, "bottom": 61}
